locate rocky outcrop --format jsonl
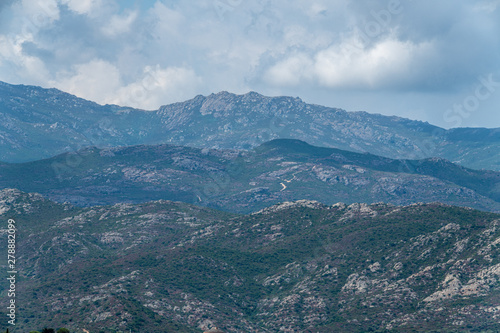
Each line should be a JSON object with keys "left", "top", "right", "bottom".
{"left": 1, "top": 82, "right": 499, "bottom": 170}
{"left": 2, "top": 191, "right": 499, "bottom": 332}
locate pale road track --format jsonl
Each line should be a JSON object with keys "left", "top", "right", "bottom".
{"left": 280, "top": 172, "right": 300, "bottom": 191}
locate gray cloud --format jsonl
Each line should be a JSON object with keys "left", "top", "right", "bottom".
{"left": 0, "top": 0, "right": 499, "bottom": 128}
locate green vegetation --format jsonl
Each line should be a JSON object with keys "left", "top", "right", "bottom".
{"left": 0, "top": 139, "right": 499, "bottom": 214}
{"left": 1, "top": 191, "right": 499, "bottom": 331}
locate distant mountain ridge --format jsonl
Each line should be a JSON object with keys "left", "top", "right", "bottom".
{"left": 0, "top": 81, "right": 499, "bottom": 170}
{"left": 1, "top": 139, "right": 498, "bottom": 213}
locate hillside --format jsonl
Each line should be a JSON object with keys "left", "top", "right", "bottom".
{"left": 1, "top": 190, "right": 499, "bottom": 332}
{"left": 1, "top": 81, "right": 499, "bottom": 170}
{"left": 0, "top": 139, "right": 498, "bottom": 214}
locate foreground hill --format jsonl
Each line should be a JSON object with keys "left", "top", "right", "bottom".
{"left": 1, "top": 81, "right": 499, "bottom": 170}
{"left": 0, "top": 139, "right": 499, "bottom": 214}
{"left": 0, "top": 189, "right": 499, "bottom": 332}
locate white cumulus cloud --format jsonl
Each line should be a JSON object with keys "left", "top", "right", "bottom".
{"left": 50, "top": 60, "right": 202, "bottom": 109}
{"left": 59, "top": 0, "right": 103, "bottom": 15}
{"left": 314, "top": 38, "right": 436, "bottom": 89}
{"left": 264, "top": 37, "right": 436, "bottom": 90}
{"left": 113, "top": 65, "right": 202, "bottom": 109}
{"left": 50, "top": 59, "right": 122, "bottom": 102}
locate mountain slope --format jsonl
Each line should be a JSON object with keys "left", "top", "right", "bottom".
{"left": 0, "top": 139, "right": 499, "bottom": 214}
{"left": 0, "top": 81, "right": 160, "bottom": 162}
{"left": 1, "top": 190, "right": 499, "bottom": 332}
{"left": 1, "top": 81, "right": 499, "bottom": 170}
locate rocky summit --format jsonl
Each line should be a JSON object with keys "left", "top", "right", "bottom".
{"left": 1, "top": 81, "right": 499, "bottom": 171}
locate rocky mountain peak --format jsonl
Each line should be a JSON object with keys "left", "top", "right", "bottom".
{"left": 0, "top": 81, "right": 499, "bottom": 171}
{"left": 0, "top": 188, "right": 47, "bottom": 215}
{"left": 253, "top": 199, "right": 328, "bottom": 215}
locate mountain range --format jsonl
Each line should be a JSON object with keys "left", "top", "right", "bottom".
{"left": 0, "top": 139, "right": 499, "bottom": 214}
{"left": 1, "top": 81, "right": 499, "bottom": 171}
{"left": 1, "top": 189, "right": 499, "bottom": 332}
{"left": 2, "top": 80, "right": 500, "bottom": 333}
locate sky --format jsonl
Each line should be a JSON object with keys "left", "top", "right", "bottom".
{"left": 0, "top": 0, "right": 499, "bottom": 129}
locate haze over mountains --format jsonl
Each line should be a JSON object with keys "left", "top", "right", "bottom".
{"left": 1, "top": 81, "right": 499, "bottom": 171}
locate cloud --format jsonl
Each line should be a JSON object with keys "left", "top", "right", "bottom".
{"left": 149, "top": 2, "right": 185, "bottom": 37}
{"left": 264, "top": 54, "right": 313, "bottom": 86}
{"left": 59, "top": 0, "right": 103, "bottom": 15}
{"left": 50, "top": 59, "right": 201, "bottom": 109}
{"left": 50, "top": 59, "right": 122, "bottom": 102}
{"left": 260, "top": 0, "right": 500, "bottom": 94}
{"left": 316, "top": 37, "right": 436, "bottom": 89}
{"left": 2, "top": 0, "right": 60, "bottom": 43}
{"left": 474, "top": 0, "right": 500, "bottom": 12}
{"left": 20, "top": 0, "right": 60, "bottom": 25}
{"left": 0, "top": 34, "right": 50, "bottom": 85}
{"left": 101, "top": 10, "right": 138, "bottom": 37}
{"left": 264, "top": 36, "right": 437, "bottom": 90}
{"left": 0, "top": 0, "right": 499, "bottom": 127}
{"left": 112, "top": 65, "right": 202, "bottom": 109}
